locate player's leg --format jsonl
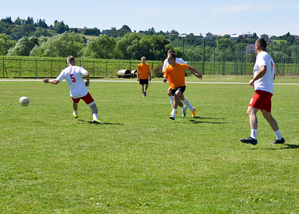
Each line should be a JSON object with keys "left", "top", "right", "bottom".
{"left": 71, "top": 97, "right": 79, "bottom": 118}
{"left": 240, "top": 106, "right": 258, "bottom": 145}
{"left": 261, "top": 110, "right": 285, "bottom": 144}
{"left": 170, "top": 89, "right": 182, "bottom": 120}
{"left": 82, "top": 92, "right": 101, "bottom": 123}
{"left": 181, "top": 95, "right": 196, "bottom": 117}
{"left": 144, "top": 83, "right": 148, "bottom": 97}
{"left": 141, "top": 84, "right": 145, "bottom": 96}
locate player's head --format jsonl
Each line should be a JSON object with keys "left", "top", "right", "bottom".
{"left": 67, "top": 56, "right": 75, "bottom": 66}
{"left": 167, "top": 49, "right": 175, "bottom": 55}
{"left": 141, "top": 56, "right": 146, "bottom": 63}
{"left": 167, "top": 53, "right": 176, "bottom": 64}
{"left": 255, "top": 38, "right": 267, "bottom": 51}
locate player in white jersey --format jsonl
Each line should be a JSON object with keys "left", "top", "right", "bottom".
{"left": 240, "top": 38, "right": 284, "bottom": 145}
{"left": 43, "top": 56, "right": 101, "bottom": 124}
{"left": 162, "top": 49, "right": 196, "bottom": 118}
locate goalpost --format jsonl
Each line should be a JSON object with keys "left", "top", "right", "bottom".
{"left": 280, "top": 56, "right": 299, "bottom": 76}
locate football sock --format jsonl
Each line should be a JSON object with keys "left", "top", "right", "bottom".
{"left": 172, "top": 109, "right": 177, "bottom": 117}
{"left": 275, "top": 129, "right": 282, "bottom": 140}
{"left": 93, "top": 113, "right": 98, "bottom": 120}
{"left": 182, "top": 105, "right": 186, "bottom": 110}
{"left": 182, "top": 98, "right": 193, "bottom": 111}
{"left": 169, "top": 96, "right": 174, "bottom": 105}
{"left": 74, "top": 110, "right": 78, "bottom": 115}
{"left": 251, "top": 129, "right": 257, "bottom": 139}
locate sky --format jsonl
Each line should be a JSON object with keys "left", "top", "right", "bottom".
{"left": 2, "top": 0, "right": 299, "bottom": 37}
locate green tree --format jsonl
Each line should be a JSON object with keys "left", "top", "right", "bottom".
{"left": 0, "top": 34, "right": 15, "bottom": 55}
{"left": 83, "top": 35, "right": 116, "bottom": 58}
{"left": 7, "top": 36, "right": 38, "bottom": 56}
{"left": 30, "top": 32, "right": 84, "bottom": 57}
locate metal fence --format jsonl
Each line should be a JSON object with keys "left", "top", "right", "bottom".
{"left": 1, "top": 56, "right": 298, "bottom": 78}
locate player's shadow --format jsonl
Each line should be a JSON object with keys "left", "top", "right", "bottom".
{"left": 249, "top": 144, "right": 299, "bottom": 150}
{"left": 189, "top": 116, "right": 226, "bottom": 125}
{"left": 78, "top": 119, "right": 124, "bottom": 126}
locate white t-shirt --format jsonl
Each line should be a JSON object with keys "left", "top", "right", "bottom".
{"left": 253, "top": 51, "right": 275, "bottom": 94}
{"left": 56, "top": 66, "right": 88, "bottom": 98}
{"left": 163, "top": 58, "right": 187, "bottom": 71}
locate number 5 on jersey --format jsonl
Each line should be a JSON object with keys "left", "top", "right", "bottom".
{"left": 70, "top": 74, "right": 76, "bottom": 83}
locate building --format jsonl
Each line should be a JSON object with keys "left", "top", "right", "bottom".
{"left": 261, "top": 34, "right": 269, "bottom": 41}
{"left": 247, "top": 44, "right": 255, "bottom": 54}
{"left": 205, "top": 32, "right": 213, "bottom": 40}
{"left": 231, "top": 34, "right": 239, "bottom": 40}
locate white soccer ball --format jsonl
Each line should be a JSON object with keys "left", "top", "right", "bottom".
{"left": 19, "top": 96, "right": 30, "bottom": 106}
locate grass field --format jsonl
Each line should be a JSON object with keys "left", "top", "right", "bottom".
{"left": 1, "top": 75, "right": 299, "bottom": 213}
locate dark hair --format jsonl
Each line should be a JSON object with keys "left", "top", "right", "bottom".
{"left": 67, "top": 56, "right": 75, "bottom": 64}
{"left": 256, "top": 38, "right": 267, "bottom": 50}
{"left": 167, "top": 49, "right": 175, "bottom": 54}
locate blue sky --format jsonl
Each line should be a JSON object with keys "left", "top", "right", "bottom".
{"left": 2, "top": 0, "right": 299, "bottom": 37}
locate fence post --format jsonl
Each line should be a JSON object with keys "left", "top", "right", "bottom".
{"left": 130, "top": 60, "right": 131, "bottom": 71}
{"left": 20, "top": 58, "right": 21, "bottom": 77}
{"left": 106, "top": 60, "right": 107, "bottom": 77}
{"left": 2, "top": 57, "right": 4, "bottom": 78}
{"left": 202, "top": 38, "right": 205, "bottom": 75}
{"left": 51, "top": 59, "right": 53, "bottom": 77}
{"left": 36, "top": 59, "right": 37, "bottom": 78}
{"left": 93, "top": 60, "right": 95, "bottom": 78}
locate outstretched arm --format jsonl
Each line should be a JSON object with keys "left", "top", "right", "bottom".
{"left": 43, "top": 78, "right": 60, "bottom": 84}
{"left": 188, "top": 66, "right": 202, "bottom": 80}
{"left": 84, "top": 72, "right": 90, "bottom": 86}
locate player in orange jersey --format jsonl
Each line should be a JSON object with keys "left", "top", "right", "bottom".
{"left": 137, "top": 56, "right": 151, "bottom": 97}
{"left": 163, "top": 53, "right": 202, "bottom": 120}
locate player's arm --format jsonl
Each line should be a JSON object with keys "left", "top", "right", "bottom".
{"left": 187, "top": 66, "right": 202, "bottom": 80}
{"left": 249, "top": 65, "right": 266, "bottom": 86}
{"left": 43, "top": 78, "right": 60, "bottom": 84}
{"left": 84, "top": 72, "right": 90, "bottom": 86}
{"left": 137, "top": 70, "right": 140, "bottom": 81}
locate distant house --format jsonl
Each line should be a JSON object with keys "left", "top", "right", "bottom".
{"left": 294, "top": 35, "right": 299, "bottom": 40}
{"left": 178, "top": 33, "right": 187, "bottom": 38}
{"left": 243, "top": 32, "right": 252, "bottom": 38}
{"left": 194, "top": 33, "right": 202, "bottom": 38}
{"left": 231, "top": 34, "right": 239, "bottom": 40}
{"left": 247, "top": 44, "right": 255, "bottom": 53}
{"left": 261, "top": 34, "right": 269, "bottom": 41}
{"left": 205, "top": 32, "right": 213, "bottom": 40}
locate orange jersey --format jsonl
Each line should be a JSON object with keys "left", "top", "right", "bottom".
{"left": 164, "top": 63, "right": 189, "bottom": 89}
{"left": 137, "top": 63, "right": 150, "bottom": 79}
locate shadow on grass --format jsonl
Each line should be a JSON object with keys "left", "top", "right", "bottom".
{"left": 189, "top": 116, "right": 226, "bottom": 125}
{"left": 78, "top": 119, "right": 124, "bottom": 126}
{"left": 249, "top": 144, "right": 299, "bottom": 150}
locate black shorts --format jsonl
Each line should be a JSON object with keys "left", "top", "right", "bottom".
{"left": 170, "top": 86, "right": 186, "bottom": 96}
{"left": 139, "top": 79, "right": 149, "bottom": 85}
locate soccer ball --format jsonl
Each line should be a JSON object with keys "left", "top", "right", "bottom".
{"left": 19, "top": 96, "right": 30, "bottom": 106}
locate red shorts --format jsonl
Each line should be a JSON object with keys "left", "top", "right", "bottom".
{"left": 249, "top": 90, "right": 273, "bottom": 112}
{"left": 71, "top": 92, "right": 95, "bottom": 106}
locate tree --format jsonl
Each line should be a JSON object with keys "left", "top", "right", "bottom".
{"left": 30, "top": 32, "right": 85, "bottom": 57}
{"left": 83, "top": 35, "right": 116, "bottom": 59}
{"left": 0, "top": 34, "right": 15, "bottom": 55}
{"left": 7, "top": 36, "right": 38, "bottom": 56}
{"left": 54, "top": 21, "right": 69, "bottom": 33}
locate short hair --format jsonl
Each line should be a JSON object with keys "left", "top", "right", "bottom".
{"left": 141, "top": 56, "right": 146, "bottom": 60}
{"left": 256, "top": 38, "right": 267, "bottom": 50}
{"left": 169, "top": 53, "right": 176, "bottom": 60}
{"left": 167, "top": 49, "right": 175, "bottom": 54}
{"left": 67, "top": 56, "right": 75, "bottom": 64}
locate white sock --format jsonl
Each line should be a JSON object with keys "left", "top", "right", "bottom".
{"left": 182, "top": 105, "right": 186, "bottom": 110}
{"left": 182, "top": 98, "right": 193, "bottom": 111}
{"left": 251, "top": 129, "right": 257, "bottom": 139}
{"left": 93, "top": 113, "right": 98, "bottom": 120}
{"left": 275, "top": 129, "right": 282, "bottom": 140}
{"left": 74, "top": 110, "right": 78, "bottom": 115}
{"left": 169, "top": 96, "right": 174, "bottom": 106}
{"left": 172, "top": 109, "right": 177, "bottom": 118}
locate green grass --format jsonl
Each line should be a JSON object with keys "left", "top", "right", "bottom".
{"left": 1, "top": 76, "right": 299, "bottom": 213}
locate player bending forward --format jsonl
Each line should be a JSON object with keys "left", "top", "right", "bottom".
{"left": 163, "top": 53, "right": 202, "bottom": 120}
{"left": 43, "top": 56, "right": 101, "bottom": 124}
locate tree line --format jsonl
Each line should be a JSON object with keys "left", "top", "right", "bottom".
{"left": 1, "top": 16, "right": 299, "bottom": 64}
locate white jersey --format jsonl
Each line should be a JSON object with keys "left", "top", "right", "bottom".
{"left": 163, "top": 58, "right": 187, "bottom": 71}
{"left": 56, "top": 66, "right": 88, "bottom": 98}
{"left": 253, "top": 51, "right": 275, "bottom": 94}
